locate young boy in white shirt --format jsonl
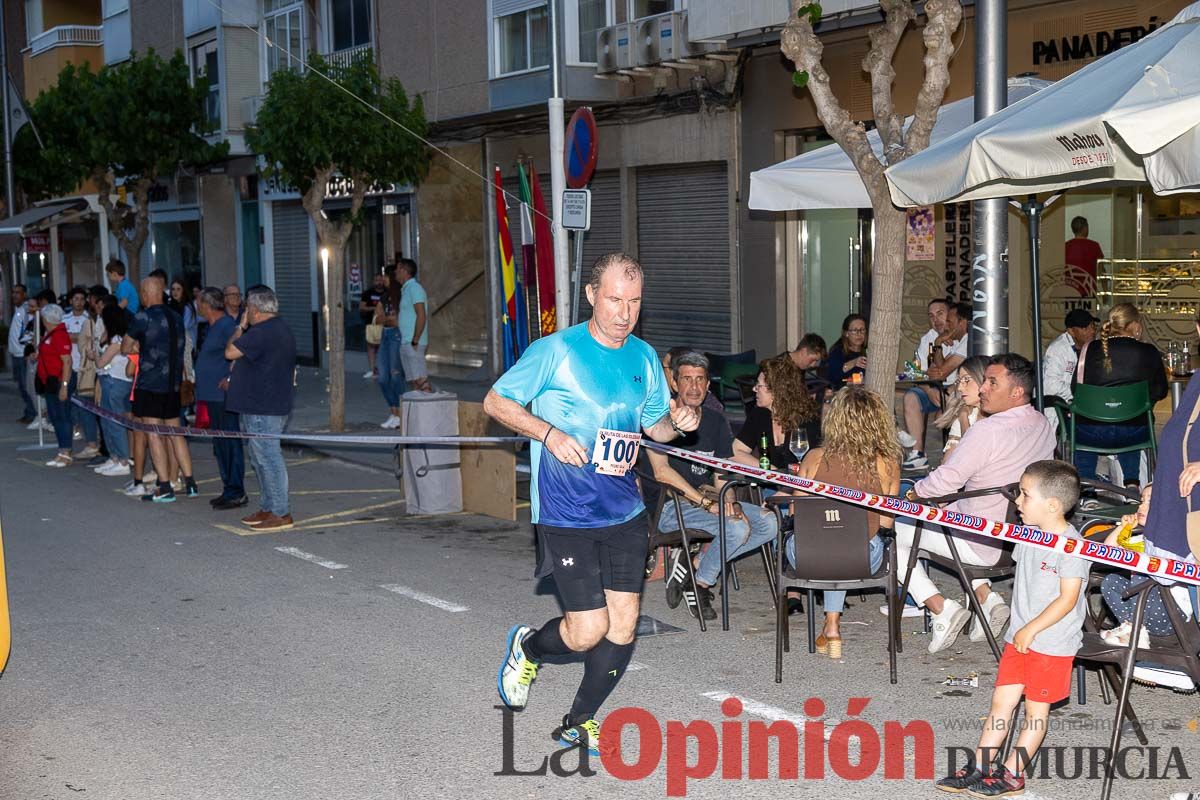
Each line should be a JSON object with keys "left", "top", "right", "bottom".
{"left": 936, "top": 459, "right": 1090, "bottom": 797}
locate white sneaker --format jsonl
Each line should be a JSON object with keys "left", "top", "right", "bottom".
{"left": 123, "top": 482, "right": 149, "bottom": 497}
{"left": 39, "top": 420, "right": 53, "bottom": 432}
{"left": 380, "top": 415, "right": 401, "bottom": 429}
{"left": 969, "top": 592, "right": 1010, "bottom": 642}
{"left": 44, "top": 455, "right": 70, "bottom": 468}
{"left": 902, "top": 451, "right": 929, "bottom": 470}
{"left": 93, "top": 458, "right": 117, "bottom": 473}
{"left": 26, "top": 417, "right": 43, "bottom": 430}
{"left": 898, "top": 430, "right": 917, "bottom": 449}
{"left": 928, "top": 598, "right": 971, "bottom": 654}
{"left": 73, "top": 429, "right": 82, "bottom": 440}
{"left": 99, "top": 461, "right": 131, "bottom": 477}
{"left": 1100, "top": 620, "right": 1150, "bottom": 649}
{"left": 363, "top": 370, "right": 375, "bottom": 379}
{"left": 1133, "top": 663, "right": 1196, "bottom": 692}
{"left": 879, "top": 602, "right": 925, "bottom": 618}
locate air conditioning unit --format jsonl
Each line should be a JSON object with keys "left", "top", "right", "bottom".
{"left": 648, "top": 10, "right": 719, "bottom": 62}
{"left": 596, "top": 23, "right": 635, "bottom": 73}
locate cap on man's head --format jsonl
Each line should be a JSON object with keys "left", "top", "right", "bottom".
{"left": 1065, "top": 309, "right": 1099, "bottom": 329}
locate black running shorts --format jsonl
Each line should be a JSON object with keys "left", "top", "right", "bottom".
{"left": 535, "top": 512, "right": 650, "bottom": 612}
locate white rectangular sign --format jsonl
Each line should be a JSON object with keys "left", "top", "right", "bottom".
{"left": 562, "top": 189, "right": 591, "bottom": 231}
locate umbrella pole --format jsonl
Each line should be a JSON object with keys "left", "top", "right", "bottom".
{"left": 1025, "top": 196, "right": 1045, "bottom": 411}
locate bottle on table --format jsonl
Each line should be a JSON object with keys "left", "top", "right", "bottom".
{"left": 759, "top": 433, "right": 772, "bottom": 470}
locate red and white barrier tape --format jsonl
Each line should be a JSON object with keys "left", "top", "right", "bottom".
{"left": 642, "top": 440, "right": 1200, "bottom": 588}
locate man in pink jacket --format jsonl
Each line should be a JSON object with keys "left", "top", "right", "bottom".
{"left": 895, "top": 353, "right": 1057, "bottom": 654}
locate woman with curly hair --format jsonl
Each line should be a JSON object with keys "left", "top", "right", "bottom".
{"left": 1071, "top": 303, "right": 1167, "bottom": 486}
{"left": 785, "top": 386, "right": 902, "bottom": 658}
{"left": 733, "top": 355, "right": 821, "bottom": 470}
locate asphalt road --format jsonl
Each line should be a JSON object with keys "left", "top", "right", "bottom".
{"left": 0, "top": 425, "right": 1197, "bottom": 800}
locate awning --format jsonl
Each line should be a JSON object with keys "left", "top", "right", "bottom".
{"left": 0, "top": 199, "right": 90, "bottom": 248}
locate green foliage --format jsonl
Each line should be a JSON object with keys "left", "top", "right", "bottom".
{"left": 16, "top": 51, "right": 227, "bottom": 200}
{"left": 798, "top": 2, "right": 823, "bottom": 24}
{"left": 792, "top": 70, "right": 810, "bottom": 88}
{"left": 246, "top": 51, "right": 430, "bottom": 202}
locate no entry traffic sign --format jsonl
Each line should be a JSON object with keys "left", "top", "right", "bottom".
{"left": 564, "top": 108, "right": 598, "bottom": 189}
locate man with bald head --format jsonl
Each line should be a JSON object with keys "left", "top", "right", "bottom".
{"left": 122, "top": 275, "right": 197, "bottom": 501}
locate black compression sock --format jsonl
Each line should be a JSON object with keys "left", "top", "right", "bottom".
{"left": 522, "top": 617, "right": 570, "bottom": 661}
{"left": 568, "top": 638, "right": 635, "bottom": 725}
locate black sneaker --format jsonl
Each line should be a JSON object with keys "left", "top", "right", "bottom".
{"left": 185, "top": 480, "right": 199, "bottom": 498}
{"left": 665, "top": 549, "right": 688, "bottom": 609}
{"left": 936, "top": 766, "right": 987, "bottom": 793}
{"left": 965, "top": 765, "right": 1025, "bottom": 798}
{"left": 142, "top": 487, "right": 176, "bottom": 504}
{"left": 213, "top": 495, "right": 250, "bottom": 510}
{"left": 684, "top": 585, "right": 718, "bottom": 621}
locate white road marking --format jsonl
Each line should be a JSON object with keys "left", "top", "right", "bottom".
{"left": 274, "top": 547, "right": 349, "bottom": 570}
{"left": 701, "top": 692, "right": 833, "bottom": 741}
{"left": 379, "top": 584, "right": 469, "bottom": 613}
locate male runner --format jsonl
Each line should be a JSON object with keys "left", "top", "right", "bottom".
{"left": 485, "top": 252, "right": 699, "bottom": 757}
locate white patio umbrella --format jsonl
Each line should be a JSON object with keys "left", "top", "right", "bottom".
{"left": 884, "top": 2, "right": 1200, "bottom": 405}
{"left": 748, "top": 77, "right": 1051, "bottom": 211}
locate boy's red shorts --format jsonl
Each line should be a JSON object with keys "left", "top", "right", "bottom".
{"left": 996, "top": 644, "right": 1075, "bottom": 703}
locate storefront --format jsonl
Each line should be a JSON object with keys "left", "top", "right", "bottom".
{"left": 261, "top": 174, "right": 415, "bottom": 366}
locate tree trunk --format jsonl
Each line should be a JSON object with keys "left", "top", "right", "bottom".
{"left": 864, "top": 203, "right": 907, "bottom": 401}
{"left": 322, "top": 240, "right": 348, "bottom": 432}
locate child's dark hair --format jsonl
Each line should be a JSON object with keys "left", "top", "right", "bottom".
{"left": 1023, "top": 459, "right": 1081, "bottom": 513}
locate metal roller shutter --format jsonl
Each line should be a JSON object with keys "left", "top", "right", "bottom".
{"left": 271, "top": 203, "right": 315, "bottom": 362}
{"left": 636, "top": 163, "right": 731, "bottom": 353}
{"left": 574, "top": 169, "right": 622, "bottom": 324}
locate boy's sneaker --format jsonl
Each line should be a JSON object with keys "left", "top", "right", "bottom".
{"left": 928, "top": 598, "right": 970, "bottom": 654}
{"left": 664, "top": 549, "right": 688, "bottom": 609}
{"left": 683, "top": 585, "right": 718, "bottom": 621}
{"left": 123, "top": 482, "right": 148, "bottom": 497}
{"left": 903, "top": 451, "right": 929, "bottom": 470}
{"left": 143, "top": 487, "right": 176, "bottom": 503}
{"left": 898, "top": 430, "right": 917, "bottom": 449}
{"left": 969, "top": 593, "right": 1010, "bottom": 643}
{"left": 936, "top": 765, "right": 987, "bottom": 793}
{"left": 556, "top": 716, "right": 609, "bottom": 758}
{"left": 965, "top": 764, "right": 1025, "bottom": 797}
{"left": 497, "top": 624, "right": 539, "bottom": 710}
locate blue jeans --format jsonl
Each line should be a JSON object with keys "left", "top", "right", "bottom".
{"left": 43, "top": 382, "right": 72, "bottom": 450}
{"left": 98, "top": 375, "right": 132, "bottom": 461}
{"left": 1074, "top": 422, "right": 1149, "bottom": 483}
{"left": 659, "top": 500, "right": 779, "bottom": 586}
{"left": 12, "top": 355, "right": 35, "bottom": 418}
{"left": 209, "top": 401, "right": 245, "bottom": 500}
{"left": 907, "top": 387, "right": 940, "bottom": 414}
{"left": 376, "top": 328, "right": 406, "bottom": 409}
{"left": 785, "top": 534, "right": 886, "bottom": 613}
{"left": 69, "top": 374, "right": 98, "bottom": 444}
{"left": 242, "top": 413, "right": 289, "bottom": 516}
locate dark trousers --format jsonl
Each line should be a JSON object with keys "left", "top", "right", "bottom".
{"left": 12, "top": 355, "right": 35, "bottom": 419}
{"left": 210, "top": 400, "right": 245, "bottom": 499}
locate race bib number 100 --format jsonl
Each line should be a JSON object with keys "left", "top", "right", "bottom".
{"left": 592, "top": 428, "right": 641, "bottom": 476}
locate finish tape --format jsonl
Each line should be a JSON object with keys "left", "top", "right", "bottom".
{"left": 642, "top": 440, "right": 1200, "bottom": 589}
{"left": 69, "top": 397, "right": 523, "bottom": 446}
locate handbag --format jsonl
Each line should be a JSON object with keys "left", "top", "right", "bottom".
{"left": 76, "top": 319, "right": 98, "bottom": 398}
{"left": 180, "top": 379, "right": 196, "bottom": 407}
{"left": 365, "top": 323, "right": 383, "bottom": 345}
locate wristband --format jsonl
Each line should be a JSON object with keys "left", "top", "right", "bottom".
{"left": 541, "top": 425, "right": 554, "bottom": 445}
{"left": 670, "top": 416, "right": 685, "bottom": 435}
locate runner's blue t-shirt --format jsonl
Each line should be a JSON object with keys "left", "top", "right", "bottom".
{"left": 491, "top": 323, "right": 669, "bottom": 528}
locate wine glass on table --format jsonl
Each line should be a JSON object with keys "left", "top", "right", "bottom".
{"left": 788, "top": 429, "right": 810, "bottom": 473}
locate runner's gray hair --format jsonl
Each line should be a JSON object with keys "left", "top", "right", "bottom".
{"left": 670, "top": 350, "right": 709, "bottom": 379}
{"left": 247, "top": 287, "right": 279, "bottom": 314}
{"left": 588, "top": 252, "right": 643, "bottom": 292}
{"left": 198, "top": 286, "right": 224, "bottom": 311}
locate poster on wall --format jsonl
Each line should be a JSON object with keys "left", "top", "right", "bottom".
{"left": 907, "top": 207, "right": 935, "bottom": 261}
{"left": 348, "top": 263, "right": 363, "bottom": 303}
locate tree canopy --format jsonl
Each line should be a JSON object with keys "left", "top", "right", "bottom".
{"left": 16, "top": 50, "right": 227, "bottom": 277}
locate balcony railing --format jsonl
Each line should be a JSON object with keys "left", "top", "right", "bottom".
{"left": 325, "top": 42, "right": 373, "bottom": 69}
{"left": 29, "top": 25, "right": 103, "bottom": 56}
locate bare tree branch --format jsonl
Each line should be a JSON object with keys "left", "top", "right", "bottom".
{"left": 864, "top": 0, "right": 915, "bottom": 162}
{"left": 903, "top": 0, "right": 963, "bottom": 155}
{"left": 781, "top": 3, "right": 883, "bottom": 186}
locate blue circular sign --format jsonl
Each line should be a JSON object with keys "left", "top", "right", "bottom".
{"left": 565, "top": 108, "right": 598, "bottom": 189}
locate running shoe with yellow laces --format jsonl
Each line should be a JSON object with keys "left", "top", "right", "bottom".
{"left": 497, "top": 624, "right": 539, "bottom": 710}
{"left": 557, "top": 716, "right": 611, "bottom": 758}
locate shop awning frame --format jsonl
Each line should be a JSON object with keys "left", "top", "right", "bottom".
{"left": 0, "top": 199, "right": 91, "bottom": 247}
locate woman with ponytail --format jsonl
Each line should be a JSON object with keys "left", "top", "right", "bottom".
{"left": 1071, "top": 303, "right": 1167, "bottom": 486}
